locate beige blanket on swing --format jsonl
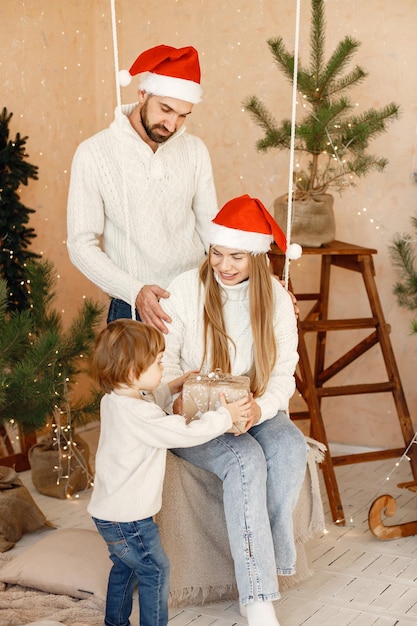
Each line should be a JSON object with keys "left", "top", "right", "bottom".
{"left": 156, "top": 437, "right": 326, "bottom": 608}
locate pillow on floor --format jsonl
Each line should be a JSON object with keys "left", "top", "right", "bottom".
{"left": 24, "top": 622, "right": 66, "bottom": 626}
{"left": 0, "top": 528, "right": 111, "bottom": 600}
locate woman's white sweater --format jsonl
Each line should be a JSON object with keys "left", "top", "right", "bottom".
{"left": 161, "top": 269, "right": 299, "bottom": 422}
{"left": 67, "top": 103, "right": 218, "bottom": 304}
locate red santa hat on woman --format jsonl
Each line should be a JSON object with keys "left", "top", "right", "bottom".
{"left": 118, "top": 44, "right": 202, "bottom": 104}
{"left": 208, "top": 194, "right": 302, "bottom": 259}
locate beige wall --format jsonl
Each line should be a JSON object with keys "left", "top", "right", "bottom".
{"left": 1, "top": 0, "right": 417, "bottom": 448}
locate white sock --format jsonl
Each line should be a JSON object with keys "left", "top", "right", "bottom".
{"left": 246, "top": 600, "right": 280, "bottom": 626}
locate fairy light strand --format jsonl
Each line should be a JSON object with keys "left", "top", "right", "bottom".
{"left": 296, "top": 102, "right": 388, "bottom": 235}
{"left": 325, "top": 432, "right": 417, "bottom": 527}
{"left": 52, "top": 379, "right": 94, "bottom": 499}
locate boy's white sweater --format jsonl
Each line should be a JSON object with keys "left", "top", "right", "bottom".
{"left": 88, "top": 386, "right": 232, "bottom": 522}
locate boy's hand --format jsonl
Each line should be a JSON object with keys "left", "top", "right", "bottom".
{"left": 219, "top": 393, "right": 252, "bottom": 435}
{"left": 168, "top": 370, "right": 198, "bottom": 396}
{"left": 238, "top": 393, "right": 261, "bottom": 432}
{"left": 172, "top": 394, "right": 183, "bottom": 416}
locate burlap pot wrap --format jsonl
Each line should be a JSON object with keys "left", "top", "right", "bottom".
{"left": 273, "top": 193, "right": 336, "bottom": 247}
{"left": 0, "top": 466, "right": 51, "bottom": 551}
{"left": 29, "top": 434, "right": 92, "bottom": 499}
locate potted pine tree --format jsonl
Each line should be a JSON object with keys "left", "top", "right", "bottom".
{"left": 0, "top": 260, "right": 104, "bottom": 498}
{"left": 0, "top": 108, "right": 105, "bottom": 496}
{"left": 243, "top": 0, "right": 400, "bottom": 246}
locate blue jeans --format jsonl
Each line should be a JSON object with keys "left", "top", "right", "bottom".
{"left": 107, "top": 298, "right": 141, "bottom": 323}
{"left": 172, "top": 411, "right": 308, "bottom": 604}
{"left": 93, "top": 517, "right": 170, "bottom": 626}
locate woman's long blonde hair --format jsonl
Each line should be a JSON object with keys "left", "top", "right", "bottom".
{"left": 199, "top": 249, "right": 276, "bottom": 397}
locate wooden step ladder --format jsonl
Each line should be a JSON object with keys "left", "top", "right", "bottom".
{"left": 269, "top": 240, "right": 417, "bottom": 524}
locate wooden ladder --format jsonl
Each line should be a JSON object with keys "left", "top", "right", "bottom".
{"left": 269, "top": 240, "right": 417, "bottom": 525}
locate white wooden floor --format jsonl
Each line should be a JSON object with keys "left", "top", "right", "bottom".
{"left": 12, "top": 426, "right": 417, "bottom": 626}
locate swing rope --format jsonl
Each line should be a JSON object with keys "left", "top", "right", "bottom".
{"left": 110, "top": 0, "right": 122, "bottom": 111}
{"left": 110, "top": 0, "right": 137, "bottom": 320}
{"left": 283, "top": 0, "right": 302, "bottom": 289}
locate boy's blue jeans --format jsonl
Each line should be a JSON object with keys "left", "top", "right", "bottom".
{"left": 92, "top": 517, "right": 170, "bottom": 626}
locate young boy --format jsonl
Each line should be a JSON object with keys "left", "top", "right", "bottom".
{"left": 88, "top": 319, "right": 251, "bottom": 626}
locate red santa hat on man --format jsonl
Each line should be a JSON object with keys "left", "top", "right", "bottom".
{"left": 208, "top": 194, "right": 302, "bottom": 259}
{"left": 118, "top": 44, "right": 202, "bottom": 104}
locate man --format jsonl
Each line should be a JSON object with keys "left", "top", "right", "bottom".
{"left": 67, "top": 45, "right": 217, "bottom": 333}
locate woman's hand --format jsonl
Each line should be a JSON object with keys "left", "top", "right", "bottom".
{"left": 279, "top": 280, "right": 299, "bottom": 319}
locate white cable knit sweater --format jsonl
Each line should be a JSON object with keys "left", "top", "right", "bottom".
{"left": 161, "top": 269, "right": 299, "bottom": 422}
{"left": 67, "top": 103, "right": 218, "bottom": 304}
{"left": 88, "top": 387, "right": 232, "bottom": 522}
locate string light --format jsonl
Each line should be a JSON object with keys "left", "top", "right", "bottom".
{"left": 52, "top": 379, "right": 94, "bottom": 499}
{"left": 335, "top": 432, "right": 417, "bottom": 527}
{"left": 2, "top": 420, "right": 21, "bottom": 453}
{"left": 298, "top": 99, "right": 388, "bottom": 234}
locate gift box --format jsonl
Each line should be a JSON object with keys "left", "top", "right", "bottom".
{"left": 182, "top": 369, "right": 250, "bottom": 432}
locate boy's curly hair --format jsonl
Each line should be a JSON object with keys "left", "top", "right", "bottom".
{"left": 90, "top": 319, "right": 165, "bottom": 393}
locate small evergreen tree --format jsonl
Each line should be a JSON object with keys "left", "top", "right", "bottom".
{"left": 0, "top": 259, "right": 104, "bottom": 433}
{"left": 0, "top": 107, "right": 40, "bottom": 311}
{"left": 0, "top": 111, "right": 104, "bottom": 495}
{"left": 390, "top": 215, "right": 417, "bottom": 335}
{"left": 243, "top": 0, "right": 400, "bottom": 198}
{"left": 0, "top": 110, "right": 105, "bottom": 433}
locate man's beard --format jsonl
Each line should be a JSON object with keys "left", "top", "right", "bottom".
{"left": 140, "top": 102, "right": 174, "bottom": 144}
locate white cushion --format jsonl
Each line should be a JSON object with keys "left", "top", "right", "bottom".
{"left": 24, "top": 622, "right": 66, "bottom": 626}
{"left": 0, "top": 528, "right": 110, "bottom": 600}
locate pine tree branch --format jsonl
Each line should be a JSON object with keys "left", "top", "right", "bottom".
{"left": 389, "top": 229, "right": 417, "bottom": 334}
{"left": 267, "top": 37, "right": 296, "bottom": 85}
{"left": 243, "top": 0, "right": 400, "bottom": 196}
{"left": 317, "top": 37, "right": 364, "bottom": 98}
{"left": 310, "top": 0, "right": 325, "bottom": 78}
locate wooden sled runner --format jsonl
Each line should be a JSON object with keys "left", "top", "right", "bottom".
{"left": 368, "top": 484, "right": 417, "bottom": 540}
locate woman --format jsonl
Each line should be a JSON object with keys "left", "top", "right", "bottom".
{"left": 161, "top": 194, "right": 308, "bottom": 626}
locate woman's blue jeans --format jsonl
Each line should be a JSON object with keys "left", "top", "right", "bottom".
{"left": 92, "top": 517, "right": 170, "bottom": 626}
{"left": 172, "top": 411, "right": 308, "bottom": 605}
